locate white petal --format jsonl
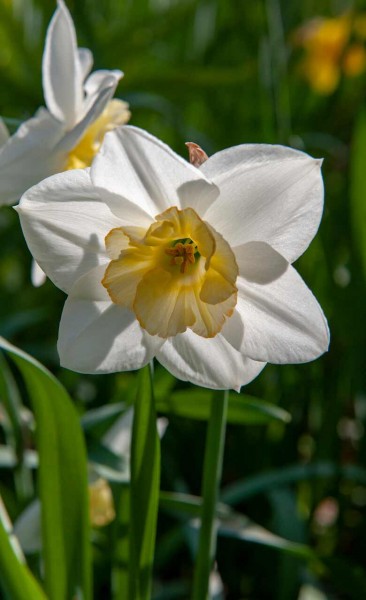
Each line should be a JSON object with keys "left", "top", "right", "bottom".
{"left": 156, "top": 329, "right": 266, "bottom": 391}
{"left": 202, "top": 144, "right": 323, "bottom": 263}
{"left": 31, "top": 260, "right": 47, "bottom": 287}
{"left": 55, "top": 75, "right": 121, "bottom": 153}
{"left": 83, "top": 70, "right": 122, "bottom": 113}
{"left": 0, "top": 118, "right": 10, "bottom": 146}
{"left": 222, "top": 265, "right": 330, "bottom": 364}
{"left": 14, "top": 500, "right": 42, "bottom": 554}
{"left": 17, "top": 169, "right": 121, "bottom": 293}
{"left": 91, "top": 125, "right": 217, "bottom": 220}
{"left": 0, "top": 111, "right": 64, "bottom": 206}
{"left": 58, "top": 265, "right": 163, "bottom": 373}
{"left": 102, "top": 407, "right": 134, "bottom": 456}
{"left": 42, "top": 0, "right": 84, "bottom": 126}
{"left": 102, "top": 408, "right": 168, "bottom": 456}
{"left": 78, "top": 47, "right": 93, "bottom": 80}
{"left": 234, "top": 241, "right": 288, "bottom": 284}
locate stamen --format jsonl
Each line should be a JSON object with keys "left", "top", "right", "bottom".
{"left": 165, "top": 241, "right": 198, "bottom": 273}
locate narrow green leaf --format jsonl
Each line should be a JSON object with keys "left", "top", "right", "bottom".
{"left": 0, "top": 502, "right": 46, "bottom": 600}
{"left": 0, "top": 353, "right": 23, "bottom": 448}
{"left": 81, "top": 402, "right": 128, "bottom": 433}
{"left": 156, "top": 389, "right": 290, "bottom": 424}
{"left": 87, "top": 439, "right": 129, "bottom": 482}
{"left": 129, "top": 365, "right": 160, "bottom": 600}
{"left": 221, "top": 461, "right": 366, "bottom": 505}
{"left": 159, "top": 492, "right": 316, "bottom": 561}
{"left": 0, "top": 338, "right": 92, "bottom": 600}
{"left": 217, "top": 510, "right": 315, "bottom": 560}
{"left": 351, "top": 109, "right": 366, "bottom": 278}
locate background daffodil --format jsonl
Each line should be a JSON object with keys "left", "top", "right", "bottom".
{"left": 16, "top": 126, "right": 329, "bottom": 391}
{"left": 0, "top": 0, "right": 130, "bottom": 207}
{"left": 294, "top": 13, "right": 366, "bottom": 95}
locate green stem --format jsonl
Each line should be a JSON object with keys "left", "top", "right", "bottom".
{"left": 265, "top": 0, "right": 292, "bottom": 144}
{"left": 129, "top": 364, "right": 160, "bottom": 600}
{"left": 192, "top": 389, "right": 229, "bottom": 600}
{"left": 112, "top": 485, "right": 130, "bottom": 599}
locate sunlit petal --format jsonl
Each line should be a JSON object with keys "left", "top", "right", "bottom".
{"left": 91, "top": 126, "right": 218, "bottom": 219}
{"left": 202, "top": 145, "right": 323, "bottom": 262}
{"left": 42, "top": 0, "right": 83, "bottom": 126}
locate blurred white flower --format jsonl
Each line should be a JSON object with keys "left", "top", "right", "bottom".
{"left": 14, "top": 407, "right": 168, "bottom": 549}
{"left": 0, "top": 0, "right": 129, "bottom": 207}
{"left": 17, "top": 126, "right": 330, "bottom": 390}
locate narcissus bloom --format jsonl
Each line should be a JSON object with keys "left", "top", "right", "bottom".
{"left": 0, "top": 0, "right": 129, "bottom": 206}
{"left": 17, "top": 126, "right": 330, "bottom": 390}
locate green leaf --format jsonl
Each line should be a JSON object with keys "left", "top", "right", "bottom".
{"left": 216, "top": 510, "right": 315, "bottom": 561}
{"left": 351, "top": 109, "right": 366, "bottom": 278}
{"left": 221, "top": 461, "right": 366, "bottom": 505}
{"left": 159, "top": 492, "right": 316, "bottom": 561}
{"left": 87, "top": 439, "right": 129, "bottom": 482}
{"left": 0, "top": 499, "right": 46, "bottom": 600}
{"left": 129, "top": 365, "right": 161, "bottom": 600}
{"left": 81, "top": 401, "right": 128, "bottom": 433}
{"left": 156, "top": 389, "right": 290, "bottom": 424}
{"left": 0, "top": 353, "right": 34, "bottom": 501}
{"left": 0, "top": 338, "right": 92, "bottom": 600}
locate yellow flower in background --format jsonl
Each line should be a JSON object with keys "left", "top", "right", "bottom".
{"left": 89, "top": 478, "right": 116, "bottom": 527}
{"left": 294, "top": 13, "right": 366, "bottom": 94}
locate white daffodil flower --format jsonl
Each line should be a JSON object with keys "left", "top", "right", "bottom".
{"left": 0, "top": 0, "right": 130, "bottom": 208}
{"left": 17, "top": 126, "right": 330, "bottom": 390}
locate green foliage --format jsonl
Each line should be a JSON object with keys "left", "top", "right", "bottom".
{"left": 0, "top": 338, "right": 91, "bottom": 600}
{"left": 156, "top": 388, "right": 291, "bottom": 424}
{"left": 129, "top": 365, "right": 160, "bottom": 600}
{"left": 0, "top": 508, "right": 46, "bottom": 600}
{"left": 350, "top": 109, "right": 366, "bottom": 280}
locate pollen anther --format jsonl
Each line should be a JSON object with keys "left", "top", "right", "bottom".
{"left": 165, "top": 240, "right": 197, "bottom": 273}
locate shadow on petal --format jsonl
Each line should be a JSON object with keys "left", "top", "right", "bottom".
{"left": 235, "top": 241, "right": 289, "bottom": 284}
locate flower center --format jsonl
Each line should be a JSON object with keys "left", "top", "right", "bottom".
{"left": 65, "top": 99, "right": 130, "bottom": 170}
{"left": 102, "top": 206, "right": 238, "bottom": 338}
{"left": 165, "top": 239, "right": 199, "bottom": 273}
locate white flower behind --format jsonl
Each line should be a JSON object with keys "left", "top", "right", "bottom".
{"left": 16, "top": 126, "right": 330, "bottom": 390}
{"left": 0, "top": 0, "right": 130, "bottom": 207}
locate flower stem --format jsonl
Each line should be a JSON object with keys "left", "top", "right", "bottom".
{"left": 129, "top": 364, "right": 160, "bottom": 600}
{"left": 192, "top": 389, "right": 229, "bottom": 600}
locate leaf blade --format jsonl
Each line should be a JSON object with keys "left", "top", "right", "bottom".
{"left": 0, "top": 337, "right": 92, "bottom": 600}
